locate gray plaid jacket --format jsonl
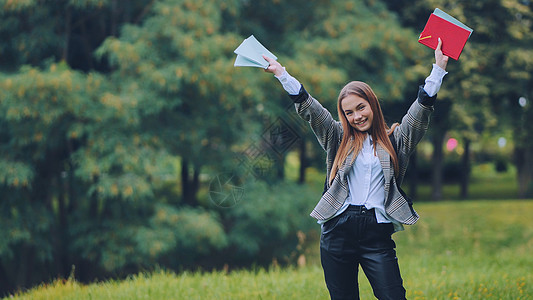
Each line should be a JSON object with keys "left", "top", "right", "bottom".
{"left": 291, "top": 85, "right": 436, "bottom": 225}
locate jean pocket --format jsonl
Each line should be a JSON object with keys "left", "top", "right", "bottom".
{"left": 321, "top": 215, "right": 344, "bottom": 235}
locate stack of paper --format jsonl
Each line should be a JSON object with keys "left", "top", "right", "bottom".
{"left": 418, "top": 8, "right": 473, "bottom": 60}
{"left": 234, "top": 35, "right": 277, "bottom": 69}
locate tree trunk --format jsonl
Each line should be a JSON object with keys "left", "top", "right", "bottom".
{"left": 276, "top": 154, "right": 285, "bottom": 181}
{"left": 110, "top": 0, "right": 119, "bottom": 36}
{"left": 90, "top": 176, "right": 99, "bottom": 219}
{"left": 181, "top": 159, "right": 191, "bottom": 205}
{"left": 431, "top": 130, "right": 445, "bottom": 201}
{"left": 0, "top": 262, "right": 11, "bottom": 296}
{"left": 514, "top": 92, "right": 533, "bottom": 198}
{"left": 298, "top": 138, "right": 307, "bottom": 184}
{"left": 430, "top": 100, "right": 451, "bottom": 201}
{"left": 56, "top": 172, "right": 69, "bottom": 277}
{"left": 515, "top": 146, "right": 533, "bottom": 198}
{"left": 15, "top": 245, "right": 34, "bottom": 291}
{"left": 134, "top": 0, "right": 157, "bottom": 24}
{"left": 62, "top": 7, "right": 71, "bottom": 62}
{"left": 192, "top": 165, "right": 200, "bottom": 202}
{"left": 181, "top": 159, "right": 200, "bottom": 206}
{"left": 460, "top": 138, "right": 471, "bottom": 199}
{"left": 79, "top": 19, "right": 94, "bottom": 70}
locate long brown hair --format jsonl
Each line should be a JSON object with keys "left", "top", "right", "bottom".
{"left": 329, "top": 81, "right": 399, "bottom": 185}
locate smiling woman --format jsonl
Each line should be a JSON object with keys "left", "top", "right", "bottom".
{"left": 329, "top": 80, "right": 398, "bottom": 190}
{"left": 261, "top": 39, "right": 450, "bottom": 299}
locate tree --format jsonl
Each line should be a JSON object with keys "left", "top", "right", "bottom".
{"left": 96, "top": 0, "right": 268, "bottom": 204}
{"left": 444, "top": 0, "right": 533, "bottom": 198}
{"left": 0, "top": 0, "right": 152, "bottom": 71}
{"left": 0, "top": 0, "right": 231, "bottom": 293}
{"left": 0, "top": 62, "right": 103, "bottom": 292}
{"left": 384, "top": 0, "right": 533, "bottom": 199}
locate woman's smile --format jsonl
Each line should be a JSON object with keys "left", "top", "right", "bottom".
{"left": 354, "top": 118, "right": 368, "bottom": 126}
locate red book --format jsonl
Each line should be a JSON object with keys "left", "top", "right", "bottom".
{"left": 418, "top": 8, "right": 473, "bottom": 60}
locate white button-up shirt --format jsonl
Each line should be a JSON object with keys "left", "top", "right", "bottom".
{"left": 347, "top": 135, "right": 384, "bottom": 208}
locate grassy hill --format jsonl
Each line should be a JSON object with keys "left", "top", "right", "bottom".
{"left": 6, "top": 199, "right": 532, "bottom": 299}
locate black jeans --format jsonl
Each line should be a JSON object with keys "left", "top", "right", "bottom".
{"left": 320, "top": 205, "right": 406, "bottom": 300}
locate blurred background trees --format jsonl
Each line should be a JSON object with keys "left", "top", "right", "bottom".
{"left": 1, "top": 0, "right": 531, "bottom": 296}
{"left": 384, "top": 0, "right": 533, "bottom": 199}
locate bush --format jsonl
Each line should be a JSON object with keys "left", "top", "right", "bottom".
{"left": 69, "top": 204, "right": 229, "bottom": 277}
{"left": 218, "top": 180, "right": 319, "bottom": 267}
{"left": 494, "top": 156, "right": 508, "bottom": 173}
{"left": 135, "top": 205, "right": 229, "bottom": 269}
{"left": 67, "top": 180, "right": 320, "bottom": 279}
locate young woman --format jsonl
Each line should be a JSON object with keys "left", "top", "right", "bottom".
{"left": 262, "top": 39, "right": 449, "bottom": 299}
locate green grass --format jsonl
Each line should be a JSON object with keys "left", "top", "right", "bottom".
{"left": 7, "top": 199, "right": 533, "bottom": 299}
{"left": 412, "top": 163, "right": 519, "bottom": 200}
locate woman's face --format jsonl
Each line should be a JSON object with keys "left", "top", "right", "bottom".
{"left": 341, "top": 94, "right": 374, "bottom": 132}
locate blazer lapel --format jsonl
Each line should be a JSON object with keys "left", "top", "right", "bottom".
{"left": 376, "top": 143, "right": 393, "bottom": 193}
{"left": 337, "top": 150, "right": 356, "bottom": 179}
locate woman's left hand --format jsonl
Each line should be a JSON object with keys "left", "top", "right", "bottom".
{"left": 435, "top": 38, "right": 449, "bottom": 70}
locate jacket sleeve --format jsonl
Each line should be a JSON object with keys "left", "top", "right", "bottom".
{"left": 392, "top": 85, "right": 436, "bottom": 183}
{"left": 290, "top": 85, "right": 343, "bottom": 153}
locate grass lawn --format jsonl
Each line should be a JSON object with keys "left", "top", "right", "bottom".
{"left": 7, "top": 199, "right": 532, "bottom": 300}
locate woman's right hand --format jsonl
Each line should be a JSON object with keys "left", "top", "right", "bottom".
{"left": 263, "top": 55, "right": 285, "bottom": 77}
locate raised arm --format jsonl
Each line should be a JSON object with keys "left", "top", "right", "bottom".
{"left": 391, "top": 38, "right": 450, "bottom": 183}
{"left": 435, "top": 38, "right": 449, "bottom": 71}
{"left": 262, "top": 55, "right": 342, "bottom": 153}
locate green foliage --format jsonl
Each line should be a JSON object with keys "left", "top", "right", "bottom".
{"left": 0, "top": 63, "right": 88, "bottom": 152}
{"left": 96, "top": 0, "right": 265, "bottom": 169}
{"left": 290, "top": 0, "right": 428, "bottom": 102}
{"left": 0, "top": 160, "right": 32, "bottom": 187}
{"left": 384, "top": 0, "right": 533, "bottom": 198}
{"left": 221, "top": 180, "right": 318, "bottom": 265}
{"left": 0, "top": 63, "right": 93, "bottom": 263}
{"left": 68, "top": 204, "right": 228, "bottom": 273}
{"left": 0, "top": 201, "right": 54, "bottom": 260}
{"left": 136, "top": 205, "right": 228, "bottom": 266}
{"left": 0, "top": 0, "right": 59, "bottom": 67}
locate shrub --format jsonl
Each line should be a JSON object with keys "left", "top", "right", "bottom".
{"left": 218, "top": 180, "right": 319, "bottom": 267}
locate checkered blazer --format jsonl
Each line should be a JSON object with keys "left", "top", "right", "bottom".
{"left": 290, "top": 85, "right": 436, "bottom": 225}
